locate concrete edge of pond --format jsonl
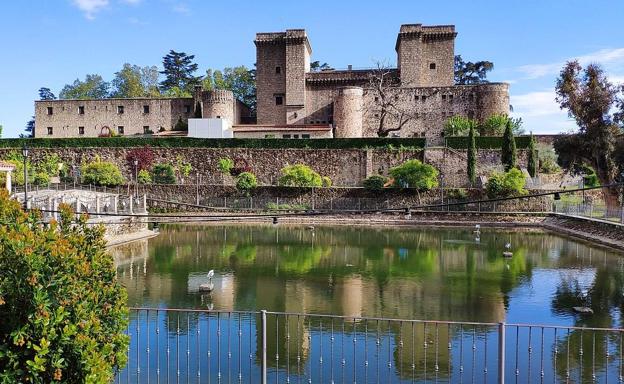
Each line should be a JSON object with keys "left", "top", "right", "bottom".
{"left": 106, "top": 229, "right": 158, "bottom": 247}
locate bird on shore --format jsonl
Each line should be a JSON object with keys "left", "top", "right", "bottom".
{"left": 199, "top": 270, "right": 215, "bottom": 292}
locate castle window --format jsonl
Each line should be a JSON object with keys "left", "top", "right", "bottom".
{"left": 275, "top": 96, "right": 283, "bottom": 105}
{"left": 117, "top": 105, "right": 124, "bottom": 114}
{"left": 47, "top": 107, "right": 53, "bottom": 115}
{"left": 374, "top": 96, "right": 379, "bottom": 102}
{"left": 143, "top": 105, "right": 150, "bottom": 114}
{"left": 449, "top": 94, "right": 454, "bottom": 101}
{"left": 442, "top": 94, "right": 447, "bottom": 101}
{"left": 216, "top": 115, "right": 221, "bottom": 119}
{"left": 275, "top": 66, "right": 281, "bottom": 74}
{"left": 117, "top": 126, "right": 124, "bottom": 135}
{"left": 184, "top": 105, "right": 191, "bottom": 113}
{"left": 143, "top": 126, "right": 150, "bottom": 134}
{"left": 78, "top": 106, "right": 85, "bottom": 115}
{"left": 47, "top": 127, "right": 53, "bottom": 135}
{"left": 414, "top": 95, "right": 419, "bottom": 101}
{"left": 282, "top": 134, "right": 291, "bottom": 139}
{"left": 78, "top": 126, "right": 84, "bottom": 135}
{"left": 421, "top": 96, "right": 427, "bottom": 102}
{"left": 429, "top": 63, "right": 436, "bottom": 70}
{"left": 302, "top": 134, "right": 310, "bottom": 139}
{"left": 293, "top": 134, "right": 299, "bottom": 139}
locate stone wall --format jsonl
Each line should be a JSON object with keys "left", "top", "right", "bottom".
{"left": 0, "top": 146, "right": 530, "bottom": 188}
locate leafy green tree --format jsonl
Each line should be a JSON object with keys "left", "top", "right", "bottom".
{"left": 278, "top": 164, "right": 324, "bottom": 187}
{"left": 236, "top": 172, "right": 258, "bottom": 195}
{"left": 467, "top": 123, "right": 477, "bottom": 185}
{"left": 554, "top": 61, "right": 624, "bottom": 205}
{"left": 59, "top": 74, "right": 110, "bottom": 99}
{"left": 23, "top": 117, "right": 35, "bottom": 138}
{"left": 454, "top": 55, "right": 494, "bottom": 85}
{"left": 160, "top": 50, "right": 201, "bottom": 94}
{"left": 527, "top": 133, "right": 538, "bottom": 178}
{"left": 137, "top": 169, "right": 152, "bottom": 184}
{"left": 152, "top": 163, "right": 176, "bottom": 184}
{"left": 203, "top": 66, "right": 256, "bottom": 112}
{"left": 0, "top": 191, "right": 129, "bottom": 383}
{"left": 444, "top": 115, "right": 477, "bottom": 136}
{"left": 485, "top": 168, "right": 527, "bottom": 198}
{"left": 111, "top": 63, "right": 160, "bottom": 98}
{"left": 310, "top": 61, "right": 333, "bottom": 71}
{"left": 389, "top": 159, "right": 439, "bottom": 191}
{"left": 501, "top": 120, "right": 517, "bottom": 172}
{"left": 81, "top": 159, "right": 125, "bottom": 186}
{"left": 479, "top": 114, "right": 524, "bottom": 136}
{"left": 162, "top": 86, "right": 192, "bottom": 98}
{"left": 38, "top": 87, "right": 56, "bottom": 100}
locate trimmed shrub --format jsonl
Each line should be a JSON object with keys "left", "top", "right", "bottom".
{"left": 137, "top": 169, "right": 152, "bottom": 184}
{"left": 81, "top": 159, "right": 125, "bottom": 186}
{"left": 278, "top": 164, "right": 323, "bottom": 187}
{"left": 151, "top": 163, "right": 176, "bottom": 184}
{"left": 389, "top": 159, "right": 439, "bottom": 191}
{"left": 0, "top": 191, "right": 128, "bottom": 382}
{"left": 501, "top": 120, "right": 517, "bottom": 172}
{"left": 218, "top": 158, "right": 234, "bottom": 175}
{"left": 0, "top": 137, "right": 427, "bottom": 150}
{"left": 236, "top": 172, "right": 258, "bottom": 194}
{"left": 363, "top": 175, "right": 388, "bottom": 191}
{"left": 446, "top": 136, "right": 532, "bottom": 149}
{"left": 34, "top": 171, "right": 50, "bottom": 186}
{"left": 527, "top": 135, "right": 538, "bottom": 177}
{"left": 485, "top": 168, "right": 527, "bottom": 198}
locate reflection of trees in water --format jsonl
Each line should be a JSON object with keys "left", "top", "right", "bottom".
{"left": 551, "top": 265, "right": 624, "bottom": 382}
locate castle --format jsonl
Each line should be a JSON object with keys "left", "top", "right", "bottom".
{"left": 34, "top": 24, "right": 509, "bottom": 141}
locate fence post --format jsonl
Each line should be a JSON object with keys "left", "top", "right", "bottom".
{"left": 261, "top": 310, "right": 267, "bottom": 384}
{"left": 498, "top": 322, "right": 505, "bottom": 384}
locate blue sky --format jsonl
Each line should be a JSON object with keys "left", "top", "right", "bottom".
{"left": 1, "top": 0, "right": 623, "bottom": 138}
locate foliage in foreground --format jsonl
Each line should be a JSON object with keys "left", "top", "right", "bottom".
{"left": 363, "top": 175, "right": 388, "bottom": 191}
{"left": 389, "top": 159, "right": 439, "bottom": 191}
{"left": 485, "top": 168, "right": 527, "bottom": 198}
{"left": 0, "top": 191, "right": 128, "bottom": 383}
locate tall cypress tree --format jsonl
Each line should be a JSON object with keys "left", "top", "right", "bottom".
{"left": 467, "top": 123, "right": 477, "bottom": 185}
{"left": 527, "top": 133, "right": 538, "bottom": 177}
{"left": 160, "top": 50, "right": 201, "bottom": 93}
{"left": 501, "top": 120, "right": 517, "bottom": 171}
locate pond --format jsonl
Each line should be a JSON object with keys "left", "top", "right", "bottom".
{"left": 111, "top": 224, "right": 624, "bottom": 383}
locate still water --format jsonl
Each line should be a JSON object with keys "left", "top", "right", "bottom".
{"left": 111, "top": 224, "right": 624, "bottom": 383}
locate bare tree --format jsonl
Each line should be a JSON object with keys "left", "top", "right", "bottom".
{"left": 366, "top": 62, "right": 415, "bottom": 137}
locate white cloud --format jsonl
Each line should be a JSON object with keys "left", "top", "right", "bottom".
{"left": 510, "top": 90, "right": 578, "bottom": 134}
{"left": 72, "top": 0, "right": 109, "bottom": 19}
{"left": 516, "top": 48, "right": 624, "bottom": 80}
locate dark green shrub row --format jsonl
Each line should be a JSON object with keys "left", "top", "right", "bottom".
{"left": 446, "top": 136, "right": 531, "bottom": 149}
{"left": 0, "top": 137, "right": 426, "bottom": 149}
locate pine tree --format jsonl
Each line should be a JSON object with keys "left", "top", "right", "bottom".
{"left": 527, "top": 133, "right": 538, "bottom": 177}
{"left": 501, "top": 120, "right": 517, "bottom": 171}
{"left": 467, "top": 123, "right": 477, "bottom": 185}
{"left": 160, "top": 50, "right": 201, "bottom": 94}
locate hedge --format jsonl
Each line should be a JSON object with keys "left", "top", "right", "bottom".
{"left": 0, "top": 137, "right": 426, "bottom": 150}
{"left": 446, "top": 136, "right": 531, "bottom": 149}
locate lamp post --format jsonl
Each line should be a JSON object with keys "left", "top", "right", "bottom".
{"left": 133, "top": 159, "right": 138, "bottom": 197}
{"left": 72, "top": 164, "right": 77, "bottom": 188}
{"left": 21, "top": 144, "right": 29, "bottom": 210}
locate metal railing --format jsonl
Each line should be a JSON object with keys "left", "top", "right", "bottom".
{"left": 554, "top": 201, "right": 624, "bottom": 224}
{"left": 115, "top": 308, "right": 624, "bottom": 383}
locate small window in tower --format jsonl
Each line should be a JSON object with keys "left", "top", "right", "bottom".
{"left": 47, "top": 107, "right": 53, "bottom": 115}
{"left": 117, "top": 105, "right": 124, "bottom": 114}
{"left": 216, "top": 115, "right": 221, "bottom": 119}
{"left": 374, "top": 96, "right": 379, "bottom": 102}
{"left": 47, "top": 127, "right": 53, "bottom": 135}
{"left": 78, "top": 126, "right": 84, "bottom": 135}
{"left": 449, "top": 94, "right": 454, "bottom": 102}
{"left": 429, "top": 63, "right": 436, "bottom": 70}
{"left": 143, "top": 105, "right": 150, "bottom": 114}
{"left": 421, "top": 96, "right": 427, "bottom": 102}
{"left": 275, "top": 66, "right": 281, "bottom": 74}
{"left": 78, "top": 106, "right": 85, "bottom": 115}
{"left": 117, "top": 126, "right": 124, "bottom": 135}
{"left": 275, "top": 96, "right": 283, "bottom": 105}
{"left": 143, "top": 126, "right": 150, "bottom": 134}
{"left": 442, "top": 94, "right": 447, "bottom": 101}
{"left": 414, "top": 95, "right": 419, "bottom": 101}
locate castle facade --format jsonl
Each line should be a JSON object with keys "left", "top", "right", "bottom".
{"left": 35, "top": 24, "right": 509, "bottom": 140}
